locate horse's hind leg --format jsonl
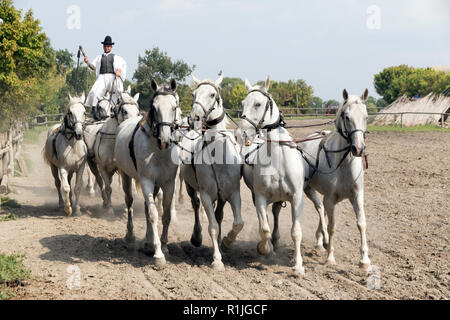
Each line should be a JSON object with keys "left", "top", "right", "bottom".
{"left": 87, "top": 158, "right": 105, "bottom": 201}
{"left": 221, "top": 191, "right": 243, "bottom": 253}
{"left": 59, "top": 168, "right": 72, "bottom": 216}
{"left": 186, "top": 184, "right": 202, "bottom": 247}
{"left": 99, "top": 166, "right": 114, "bottom": 215}
{"left": 120, "top": 172, "right": 135, "bottom": 244}
{"left": 305, "top": 185, "right": 329, "bottom": 251}
{"left": 349, "top": 191, "right": 371, "bottom": 270}
{"left": 72, "top": 163, "right": 85, "bottom": 216}
{"left": 177, "top": 169, "right": 185, "bottom": 204}
{"left": 50, "top": 164, "right": 64, "bottom": 208}
{"left": 271, "top": 202, "right": 283, "bottom": 251}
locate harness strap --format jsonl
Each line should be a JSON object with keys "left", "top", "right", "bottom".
{"left": 129, "top": 122, "right": 141, "bottom": 171}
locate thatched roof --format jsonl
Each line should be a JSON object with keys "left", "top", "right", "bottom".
{"left": 431, "top": 66, "right": 450, "bottom": 74}
{"left": 371, "top": 94, "right": 450, "bottom": 127}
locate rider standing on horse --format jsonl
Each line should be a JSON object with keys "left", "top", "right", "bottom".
{"left": 84, "top": 36, "right": 127, "bottom": 120}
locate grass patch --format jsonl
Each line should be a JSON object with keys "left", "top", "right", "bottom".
{"left": 0, "top": 213, "right": 18, "bottom": 222}
{"left": 368, "top": 124, "right": 450, "bottom": 132}
{"left": 0, "top": 254, "right": 31, "bottom": 300}
{"left": 23, "top": 126, "right": 48, "bottom": 144}
{"left": 1, "top": 196, "right": 21, "bottom": 208}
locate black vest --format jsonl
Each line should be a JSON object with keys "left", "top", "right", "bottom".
{"left": 100, "top": 54, "right": 115, "bottom": 74}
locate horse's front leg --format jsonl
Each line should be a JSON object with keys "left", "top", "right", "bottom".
{"left": 199, "top": 189, "right": 224, "bottom": 271}
{"left": 186, "top": 183, "right": 202, "bottom": 247}
{"left": 141, "top": 178, "right": 166, "bottom": 266}
{"left": 120, "top": 171, "right": 135, "bottom": 244}
{"left": 305, "top": 185, "right": 329, "bottom": 251}
{"left": 59, "top": 168, "right": 72, "bottom": 216}
{"left": 221, "top": 191, "right": 243, "bottom": 252}
{"left": 324, "top": 197, "right": 337, "bottom": 265}
{"left": 161, "top": 182, "right": 175, "bottom": 255}
{"left": 291, "top": 193, "right": 306, "bottom": 275}
{"left": 72, "top": 162, "right": 85, "bottom": 216}
{"left": 349, "top": 190, "right": 371, "bottom": 271}
{"left": 255, "top": 194, "right": 273, "bottom": 255}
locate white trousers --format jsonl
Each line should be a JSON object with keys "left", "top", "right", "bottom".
{"left": 86, "top": 74, "right": 123, "bottom": 107}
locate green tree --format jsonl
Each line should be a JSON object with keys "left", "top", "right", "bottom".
{"left": 374, "top": 65, "right": 450, "bottom": 104}
{"left": 228, "top": 83, "right": 247, "bottom": 110}
{"left": 133, "top": 47, "right": 195, "bottom": 109}
{"left": 55, "top": 49, "right": 74, "bottom": 75}
{"left": 0, "top": 0, "right": 55, "bottom": 126}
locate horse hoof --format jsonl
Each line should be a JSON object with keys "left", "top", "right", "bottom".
{"left": 125, "top": 232, "right": 136, "bottom": 244}
{"left": 161, "top": 244, "right": 169, "bottom": 255}
{"left": 211, "top": 261, "right": 225, "bottom": 271}
{"left": 73, "top": 209, "right": 82, "bottom": 217}
{"left": 315, "top": 245, "right": 326, "bottom": 253}
{"left": 293, "top": 266, "right": 306, "bottom": 275}
{"left": 326, "top": 257, "right": 337, "bottom": 266}
{"left": 64, "top": 206, "right": 72, "bottom": 217}
{"left": 257, "top": 241, "right": 273, "bottom": 256}
{"left": 221, "top": 237, "right": 232, "bottom": 253}
{"left": 106, "top": 207, "right": 114, "bottom": 216}
{"left": 359, "top": 262, "right": 371, "bottom": 272}
{"left": 154, "top": 256, "right": 166, "bottom": 267}
{"left": 190, "top": 235, "right": 203, "bottom": 248}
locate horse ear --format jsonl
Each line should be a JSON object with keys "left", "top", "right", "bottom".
{"left": 215, "top": 74, "right": 224, "bottom": 87}
{"left": 244, "top": 78, "right": 253, "bottom": 92}
{"left": 105, "top": 92, "right": 110, "bottom": 99}
{"left": 127, "top": 86, "right": 131, "bottom": 94}
{"left": 81, "top": 92, "right": 85, "bottom": 102}
{"left": 264, "top": 76, "right": 270, "bottom": 92}
{"left": 343, "top": 89, "right": 349, "bottom": 101}
{"left": 191, "top": 75, "right": 200, "bottom": 88}
{"left": 68, "top": 93, "right": 73, "bottom": 101}
{"left": 151, "top": 79, "right": 159, "bottom": 92}
{"left": 170, "top": 79, "right": 177, "bottom": 92}
{"left": 362, "top": 88, "right": 369, "bottom": 101}
{"left": 133, "top": 93, "right": 140, "bottom": 102}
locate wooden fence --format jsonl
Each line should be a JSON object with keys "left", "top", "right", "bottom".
{"left": 0, "top": 122, "right": 28, "bottom": 202}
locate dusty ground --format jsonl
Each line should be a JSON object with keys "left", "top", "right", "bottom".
{"left": 0, "top": 120, "right": 448, "bottom": 300}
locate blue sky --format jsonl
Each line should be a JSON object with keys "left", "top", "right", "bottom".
{"left": 14, "top": 0, "right": 450, "bottom": 100}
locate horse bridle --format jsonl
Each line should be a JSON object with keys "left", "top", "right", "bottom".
{"left": 147, "top": 90, "right": 181, "bottom": 139}
{"left": 337, "top": 102, "right": 367, "bottom": 144}
{"left": 240, "top": 89, "right": 285, "bottom": 134}
{"left": 192, "top": 82, "right": 224, "bottom": 129}
{"left": 62, "top": 106, "right": 85, "bottom": 140}
{"left": 113, "top": 99, "right": 138, "bottom": 121}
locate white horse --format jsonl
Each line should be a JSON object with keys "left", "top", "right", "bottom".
{"left": 179, "top": 75, "right": 243, "bottom": 271}
{"left": 115, "top": 79, "right": 182, "bottom": 266}
{"left": 84, "top": 91, "right": 119, "bottom": 196}
{"left": 239, "top": 77, "right": 308, "bottom": 274}
{"left": 44, "top": 94, "right": 87, "bottom": 216}
{"left": 88, "top": 91, "right": 141, "bottom": 216}
{"left": 298, "top": 89, "right": 372, "bottom": 270}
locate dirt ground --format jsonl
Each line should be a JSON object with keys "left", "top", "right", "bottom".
{"left": 0, "top": 120, "right": 448, "bottom": 300}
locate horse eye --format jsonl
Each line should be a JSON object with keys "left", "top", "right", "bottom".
{"left": 255, "top": 103, "right": 261, "bottom": 107}
{"left": 210, "top": 93, "right": 215, "bottom": 98}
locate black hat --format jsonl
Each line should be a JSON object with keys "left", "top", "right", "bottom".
{"left": 101, "top": 36, "right": 115, "bottom": 46}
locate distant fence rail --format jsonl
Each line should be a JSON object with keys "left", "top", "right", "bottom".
{"left": 0, "top": 122, "right": 28, "bottom": 199}
{"left": 31, "top": 108, "right": 450, "bottom": 129}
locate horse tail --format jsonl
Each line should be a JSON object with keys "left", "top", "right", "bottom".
{"left": 134, "top": 179, "right": 142, "bottom": 195}
{"left": 42, "top": 145, "right": 51, "bottom": 167}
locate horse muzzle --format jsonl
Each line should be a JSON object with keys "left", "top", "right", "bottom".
{"left": 351, "top": 144, "right": 366, "bottom": 157}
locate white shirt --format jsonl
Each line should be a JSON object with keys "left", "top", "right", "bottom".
{"left": 92, "top": 52, "right": 127, "bottom": 81}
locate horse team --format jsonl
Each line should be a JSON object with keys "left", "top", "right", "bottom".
{"left": 43, "top": 74, "right": 371, "bottom": 275}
